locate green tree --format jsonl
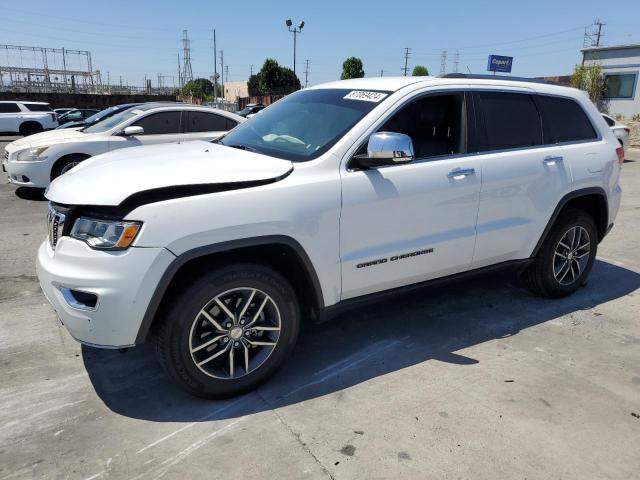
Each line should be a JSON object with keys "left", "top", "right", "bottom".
{"left": 181, "top": 78, "right": 215, "bottom": 99}
{"left": 412, "top": 65, "right": 429, "bottom": 76}
{"left": 341, "top": 57, "right": 365, "bottom": 80}
{"left": 246, "top": 58, "right": 301, "bottom": 96}
{"left": 570, "top": 64, "right": 607, "bottom": 111}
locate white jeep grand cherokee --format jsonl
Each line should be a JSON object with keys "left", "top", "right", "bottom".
{"left": 37, "top": 75, "right": 623, "bottom": 398}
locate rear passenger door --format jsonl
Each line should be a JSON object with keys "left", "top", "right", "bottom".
{"left": 128, "top": 110, "right": 183, "bottom": 146}
{"left": 470, "top": 90, "right": 571, "bottom": 268}
{"left": 183, "top": 111, "right": 237, "bottom": 142}
{"left": 0, "top": 102, "right": 22, "bottom": 132}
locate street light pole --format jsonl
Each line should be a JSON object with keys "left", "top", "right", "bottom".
{"left": 286, "top": 19, "right": 305, "bottom": 76}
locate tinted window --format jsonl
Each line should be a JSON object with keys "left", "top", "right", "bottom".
{"left": 24, "top": 103, "right": 52, "bottom": 112}
{"left": 379, "top": 93, "right": 465, "bottom": 158}
{"left": 0, "top": 103, "right": 21, "bottom": 113}
{"left": 536, "top": 95, "right": 597, "bottom": 143}
{"left": 226, "top": 118, "right": 238, "bottom": 130}
{"left": 476, "top": 92, "right": 542, "bottom": 151}
{"left": 133, "top": 111, "right": 181, "bottom": 135}
{"left": 602, "top": 115, "right": 615, "bottom": 127}
{"left": 186, "top": 111, "right": 228, "bottom": 132}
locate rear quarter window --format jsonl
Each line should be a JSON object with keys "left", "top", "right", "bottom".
{"left": 0, "top": 103, "right": 21, "bottom": 113}
{"left": 536, "top": 95, "right": 597, "bottom": 143}
{"left": 24, "top": 103, "right": 52, "bottom": 112}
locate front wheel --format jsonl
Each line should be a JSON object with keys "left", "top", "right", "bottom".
{"left": 155, "top": 263, "right": 300, "bottom": 399}
{"left": 526, "top": 208, "right": 598, "bottom": 298}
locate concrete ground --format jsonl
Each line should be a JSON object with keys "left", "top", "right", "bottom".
{"left": 1, "top": 136, "right": 639, "bottom": 480}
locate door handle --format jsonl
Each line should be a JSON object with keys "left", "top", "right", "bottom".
{"left": 543, "top": 155, "right": 563, "bottom": 166}
{"left": 447, "top": 168, "right": 475, "bottom": 179}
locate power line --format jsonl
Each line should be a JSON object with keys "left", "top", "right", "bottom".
{"left": 402, "top": 47, "right": 411, "bottom": 76}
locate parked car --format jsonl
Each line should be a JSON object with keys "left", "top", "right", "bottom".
{"left": 601, "top": 113, "right": 630, "bottom": 149}
{"left": 0, "top": 101, "right": 58, "bottom": 135}
{"left": 54, "top": 108, "right": 76, "bottom": 117}
{"left": 37, "top": 75, "right": 622, "bottom": 398}
{"left": 56, "top": 103, "right": 142, "bottom": 130}
{"left": 3, "top": 103, "right": 243, "bottom": 187}
{"left": 57, "top": 109, "right": 99, "bottom": 125}
{"left": 237, "top": 103, "right": 265, "bottom": 118}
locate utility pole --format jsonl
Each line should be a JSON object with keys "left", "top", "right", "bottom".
{"left": 402, "top": 47, "right": 411, "bottom": 76}
{"left": 250, "top": 64, "right": 254, "bottom": 76}
{"left": 220, "top": 50, "right": 224, "bottom": 101}
{"left": 304, "top": 59, "right": 310, "bottom": 87}
{"left": 224, "top": 65, "right": 229, "bottom": 82}
{"left": 213, "top": 29, "right": 218, "bottom": 101}
{"left": 380, "top": 69, "right": 384, "bottom": 77}
{"left": 440, "top": 50, "right": 447, "bottom": 75}
{"left": 582, "top": 19, "right": 606, "bottom": 65}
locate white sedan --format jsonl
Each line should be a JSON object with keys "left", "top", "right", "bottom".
{"left": 602, "top": 113, "right": 630, "bottom": 149}
{"left": 3, "top": 103, "right": 244, "bottom": 188}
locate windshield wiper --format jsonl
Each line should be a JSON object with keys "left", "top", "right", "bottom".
{"left": 226, "top": 144, "right": 258, "bottom": 153}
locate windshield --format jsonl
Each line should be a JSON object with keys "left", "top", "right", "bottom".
{"left": 220, "top": 89, "right": 390, "bottom": 161}
{"left": 83, "top": 108, "right": 141, "bottom": 133}
{"left": 83, "top": 106, "right": 119, "bottom": 125}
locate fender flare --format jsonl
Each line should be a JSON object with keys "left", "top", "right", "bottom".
{"left": 134, "top": 235, "right": 324, "bottom": 344}
{"left": 531, "top": 186, "right": 608, "bottom": 258}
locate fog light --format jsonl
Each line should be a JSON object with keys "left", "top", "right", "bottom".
{"left": 59, "top": 286, "right": 98, "bottom": 310}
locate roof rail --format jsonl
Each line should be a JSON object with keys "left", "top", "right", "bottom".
{"left": 440, "top": 73, "right": 560, "bottom": 86}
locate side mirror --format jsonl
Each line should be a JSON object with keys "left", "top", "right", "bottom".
{"left": 123, "top": 126, "right": 144, "bottom": 136}
{"left": 351, "top": 132, "right": 415, "bottom": 170}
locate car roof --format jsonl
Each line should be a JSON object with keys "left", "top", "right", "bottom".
{"left": 307, "top": 75, "right": 581, "bottom": 97}
{"left": 0, "top": 100, "right": 49, "bottom": 104}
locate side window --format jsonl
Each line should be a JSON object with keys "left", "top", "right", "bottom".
{"left": 24, "top": 103, "right": 52, "bottom": 112}
{"left": 536, "top": 96, "right": 597, "bottom": 143}
{"left": 475, "top": 92, "right": 542, "bottom": 151}
{"left": 602, "top": 115, "right": 615, "bottom": 127}
{"left": 0, "top": 103, "right": 21, "bottom": 113}
{"left": 133, "top": 111, "right": 181, "bottom": 135}
{"left": 186, "top": 111, "right": 229, "bottom": 132}
{"left": 378, "top": 93, "right": 465, "bottom": 159}
{"left": 226, "top": 118, "right": 238, "bottom": 130}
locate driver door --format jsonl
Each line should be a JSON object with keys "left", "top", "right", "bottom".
{"left": 339, "top": 91, "right": 482, "bottom": 300}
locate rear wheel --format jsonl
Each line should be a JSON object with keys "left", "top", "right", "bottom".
{"left": 155, "top": 263, "right": 300, "bottom": 399}
{"left": 526, "top": 208, "right": 598, "bottom": 298}
{"left": 19, "top": 122, "right": 43, "bottom": 136}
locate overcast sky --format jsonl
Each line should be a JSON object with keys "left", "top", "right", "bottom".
{"left": 1, "top": 0, "right": 639, "bottom": 88}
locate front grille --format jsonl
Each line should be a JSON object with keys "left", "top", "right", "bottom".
{"left": 47, "top": 203, "right": 66, "bottom": 249}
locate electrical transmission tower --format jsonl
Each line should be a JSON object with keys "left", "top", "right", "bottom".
{"left": 453, "top": 50, "right": 459, "bottom": 74}
{"left": 440, "top": 50, "right": 447, "bottom": 75}
{"left": 583, "top": 19, "right": 606, "bottom": 48}
{"left": 304, "top": 59, "right": 310, "bottom": 87}
{"left": 181, "top": 29, "right": 193, "bottom": 86}
{"left": 402, "top": 48, "right": 411, "bottom": 76}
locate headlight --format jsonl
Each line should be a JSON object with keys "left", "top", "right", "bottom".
{"left": 70, "top": 217, "right": 142, "bottom": 250}
{"left": 16, "top": 146, "right": 50, "bottom": 161}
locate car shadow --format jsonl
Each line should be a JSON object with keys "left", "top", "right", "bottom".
{"left": 14, "top": 187, "right": 47, "bottom": 201}
{"left": 83, "top": 259, "right": 640, "bottom": 422}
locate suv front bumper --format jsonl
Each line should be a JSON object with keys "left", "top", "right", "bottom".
{"left": 36, "top": 238, "right": 175, "bottom": 348}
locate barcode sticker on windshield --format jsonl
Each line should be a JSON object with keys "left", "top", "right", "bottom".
{"left": 344, "top": 91, "right": 388, "bottom": 102}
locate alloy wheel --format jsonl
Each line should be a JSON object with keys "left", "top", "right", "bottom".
{"left": 189, "top": 287, "right": 281, "bottom": 379}
{"left": 552, "top": 226, "right": 591, "bottom": 286}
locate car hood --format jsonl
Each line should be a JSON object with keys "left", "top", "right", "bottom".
{"left": 46, "top": 141, "right": 294, "bottom": 207}
{"left": 8, "top": 128, "right": 87, "bottom": 148}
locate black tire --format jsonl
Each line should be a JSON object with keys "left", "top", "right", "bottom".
{"left": 51, "top": 155, "right": 89, "bottom": 180}
{"left": 526, "top": 208, "right": 598, "bottom": 298}
{"left": 154, "top": 263, "right": 300, "bottom": 399}
{"left": 19, "top": 122, "right": 43, "bottom": 136}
